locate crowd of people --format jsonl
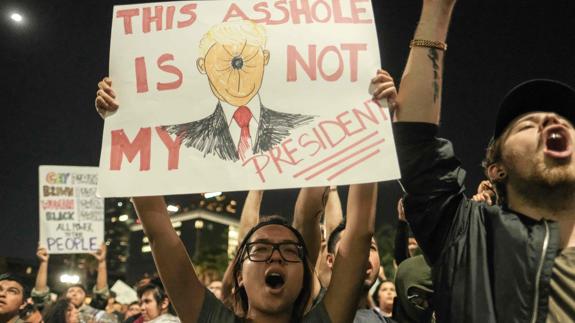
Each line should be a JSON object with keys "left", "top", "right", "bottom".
{"left": 2, "top": 0, "right": 574, "bottom": 322}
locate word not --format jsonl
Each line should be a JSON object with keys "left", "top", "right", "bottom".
{"left": 116, "top": 4, "right": 197, "bottom": 35}
{"left": 287, "top": 43, "right": 367, "bottom": 82}
{"left": 41, "top": 199, "right": 74, "bottom": 210}
{"left": 243, "top": 99, "right": 387, "bottom": 182}
{"left": 223, "top": 0, "right": 373, "bottom": 25}
{"left": 46, "top": 211, "right": 74, "bottom": 221}
{"left": 46, "top": 237, "right": 98, "bottom": 252}
{"left": 43, "top": 186, "right": 73, "bottom": 197}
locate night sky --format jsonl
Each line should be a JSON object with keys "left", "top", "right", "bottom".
{"left": 1, "top": 0, "right": 574, "bottom": 260}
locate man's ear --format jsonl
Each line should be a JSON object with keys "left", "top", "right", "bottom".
{"left": 263, "top": 50, "right": 270, "bottom": 65}
{"left": 326, "top": 253, "right": 335, "bottom": 270}
{"left": 197, "top": 58, "right": 206, "bottom": 74}
{"left": 487, "top": 163, "right": 507, "bottom": 182}
{"left": 161, "top": 297, "right": 170, "bottom": 311}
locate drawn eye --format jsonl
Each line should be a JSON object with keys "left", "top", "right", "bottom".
{"left": 231, "top": 56, "right": 244, "bottom": 70}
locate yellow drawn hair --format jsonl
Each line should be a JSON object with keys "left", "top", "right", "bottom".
{"left": 198, "top": 20, "right": 267, "bottom": 57}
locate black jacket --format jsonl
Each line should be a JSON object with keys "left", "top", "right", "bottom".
{"left": 394, "top": 122, "right": 561, "bottom": 322}
{"left": 163, "top": 103, "right": 314, "bottom": 161}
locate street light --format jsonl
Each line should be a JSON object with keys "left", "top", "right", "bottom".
{"left": 59, "top": 273, "right": 80, "bottom": 284}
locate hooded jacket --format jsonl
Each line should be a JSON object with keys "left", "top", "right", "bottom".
{"left": 395, "top": 122, "right": 561, "bottom": 323}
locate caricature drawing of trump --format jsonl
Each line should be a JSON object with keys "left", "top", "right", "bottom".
{"left": 164, "top": 20, "right": 315, "bottom": 162}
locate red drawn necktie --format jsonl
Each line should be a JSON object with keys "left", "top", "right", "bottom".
{"left": 232, "top": 106, "right": 253, "bottom": 161}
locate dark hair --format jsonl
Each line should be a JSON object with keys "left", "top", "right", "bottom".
{"left": 66, "top": 283, "right": 87, "bottom": 294}
{"left": 327, "top": 220, "right": 347, "bottom": 254}
{"left": 482, "top": 137, "right": 506, "bottom": 204}
{"left": 0, "top": 273, "right": 30, "bottom": 301}
{"left": 231, "top": 215, "right": 312, "bottom": 321}
{"left": 137, "top": 283, "right": 167, "bottom": 304}
{"left": 372, "top": 280, "right": 394, "bottom": 307}
{"left": 43, "top": 298, "right": 72, "bottom": 323}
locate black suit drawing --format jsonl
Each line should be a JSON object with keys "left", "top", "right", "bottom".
{"left": 163, "top": 103, "right": 315, "bottom": 162}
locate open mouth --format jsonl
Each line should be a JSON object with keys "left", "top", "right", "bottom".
{"left": 265, "top": 272, "right": 285, "bottom": 290}
{"left": 543, "top": 126, "right": 572, "bottom": 159}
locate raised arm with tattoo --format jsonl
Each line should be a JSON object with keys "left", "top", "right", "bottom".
{"left": 394, "top": 0, "right": 456, "bottom": 124}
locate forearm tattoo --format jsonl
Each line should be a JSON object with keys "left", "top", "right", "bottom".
{"left": 427, "top": 48, "right": 440, "bottom": 103}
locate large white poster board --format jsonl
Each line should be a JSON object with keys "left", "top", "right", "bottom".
{"left": 39, "top": 166, "right": 104, "bottom": 254}
{"left": 98, "top": 0, "right": 399, "bottom": 197}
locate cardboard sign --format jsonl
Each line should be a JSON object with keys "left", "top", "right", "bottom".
{"left": 111, "top": 280, "right": 139, "bottom": 304}
{"left": 98, "top": 0, "right": 399, "bottom": 197}
{"left": 39, "top": 166, "right": 104, "bottom": 254}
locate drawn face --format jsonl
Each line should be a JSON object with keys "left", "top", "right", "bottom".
{"left": 198, "top": 42, "right": 270, "bottom": 107}
{"left": 238, "top": 225, "right": 304, "bottom": 316}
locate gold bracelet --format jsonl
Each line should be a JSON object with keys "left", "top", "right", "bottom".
{"left": 410, "top": 39, "right": 447, "bottom": 51}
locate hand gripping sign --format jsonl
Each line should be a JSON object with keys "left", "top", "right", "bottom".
{"left": 98, "top": 0, "right": 399, "bottom": 197}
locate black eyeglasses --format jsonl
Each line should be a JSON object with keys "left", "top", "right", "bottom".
{"left": 244, "top": 242, "right": 304, "bottom": 263}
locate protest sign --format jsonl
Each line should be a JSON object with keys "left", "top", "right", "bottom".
{"left": 39, "top": 166, "right": 104, "bottom": 254}
{"left": 98, "top": 0, "right": 399, "bottom": 197}
{"left": 111, "top": 280, "right": 139, "bottom": 304}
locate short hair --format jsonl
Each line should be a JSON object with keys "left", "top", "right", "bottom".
{"left": 66, "top": 283, "right": 87, "bottom": 294}
{"left": 0, "top": 273, "right": 30, "bottom": 301}
{"left": 481, "top": 137, "right": 506, "bottom": 204}
{"left": 198, "top": 20, "right": 267, "bottom": 57}
{"left": 136, "top": 283, "right": 167, "bottom": 305}
{"left": 327, "top": 220, "right": 347, "bottom": 254}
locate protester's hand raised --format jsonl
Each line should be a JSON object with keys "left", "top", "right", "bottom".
{"left": 36, "top": 246, "right": 49, "bottom": 263}
{"left": 370, "top": 69, "right": 398, "bottom": 111}
{"left": 92, "top": 243, "right": 107, "bottom": 263}
{"left": 397, "top": 198, "right": 406, "bottom": 222}
{"left": 95, "top": 77, "right": 119, "bottom": 119}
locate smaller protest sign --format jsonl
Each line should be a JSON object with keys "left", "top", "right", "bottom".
{"left": 39, "top": 166, "right": 104, "bottom": 254}
{"left": 111, "top": 280, "right": 139, "bottom": 304}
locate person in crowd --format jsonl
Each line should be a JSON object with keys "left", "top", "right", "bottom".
{"left": 385, "top": 0, "right": 575, "bottom": 320}
{"left": 374, "top": 281, "right": 396, "bottom": 318}
{"left": 325, "top": 220, "right": 394, "bottom": 323}
{"left": 136, "top": 283, "right": 179, "bottom": 323}
{"left": 393, "top": 198, "right": 419, "bottom": 266}
{"left": 292, "top": 186, "right": 343, "bottom": 294}
{"left": 43, "top": 298, "right": 79, "bottom": 323}
{"left": 393, "top": 255, "right": 434, "bottom": 323}
{"left": 123, "top": 301, "right": 140, "bottom": 322}
{"left": 206, "top": 281, "right": 222, "bottom": 301}
{"left": 0, "top": 273, "right": 29, "bottom": 323}
{"left": 32, "top": 245, "right": 118, "bottom": 323}
{"left": 221, "top": 190, "right": 263, "bottom": 307}
{"left": 124, "top": 181, "right": 376, "bottom": 323}
{"left": 18, "top": 302, "right": 43, "bottom": 323}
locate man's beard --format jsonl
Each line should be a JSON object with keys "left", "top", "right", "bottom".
{"left": 506, "top": 155, "right": 575, "bottom": 215}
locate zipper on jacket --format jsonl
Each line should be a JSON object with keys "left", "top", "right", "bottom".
{"left": 530, "top": 220, "right": 549, "bottom": 323}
